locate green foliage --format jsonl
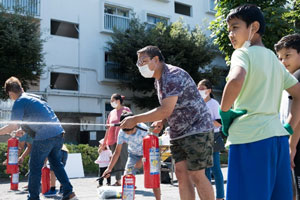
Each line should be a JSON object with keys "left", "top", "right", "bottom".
{"left": 210, "top": 0, "right": 296, "bottom": 64}
{"left": 0, "top": 143, "right": 8, "bottom": 178}
{"left": 0, "top": 6, "right": 44, "bottom": 99}
{"left": 285, "top": 0, "right": 300, "bottom": 31}
{"left": 0, "top": 143, "right": 99, "bottom": 179}
{"left": 107, "top": 18, "right": 219, "bottom": 109}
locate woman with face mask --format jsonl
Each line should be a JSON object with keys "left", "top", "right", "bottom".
{"left": 198, "top": 79, "right": 225, "bottom": 200}
{"left": 102, "top": 93, "right": 131, "bottom": 186}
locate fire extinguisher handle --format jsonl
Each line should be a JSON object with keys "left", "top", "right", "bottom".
{"left": 135, "top": 126, "right": 148, "bottom": 132}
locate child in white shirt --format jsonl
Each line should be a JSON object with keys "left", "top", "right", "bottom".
{"left": 95, "top": 139, "right": 112, "bottom": 187}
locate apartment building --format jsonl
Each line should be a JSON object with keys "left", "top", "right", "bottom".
{"left": 0, "top": 0, "right": 222, "bottom": 145}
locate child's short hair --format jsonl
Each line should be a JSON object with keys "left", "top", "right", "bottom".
{"left": 274, "top": 33, "right": 300, "bottom": 53}
{"left": 226, "top": 4, "right": 265, "bottom": 36}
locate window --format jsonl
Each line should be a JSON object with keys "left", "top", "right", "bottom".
{"left": 208, "top": 0, "right": 217, "bottom": 12}
{"left": 174, "top": 2, "right": 191, "bottom": 16}
{"left": 104, "top": 5, "right": 129, "bottom": 17}
{"left": 104, "top": 5, "right": 130, "bottom": 31}
{"left": 104, "top": 52, "right": 129, "bottom": 80}
{"left": 147, "top": 14, "right": 168, "bottom": 26}
{"left": 50, "top": 72, "right": 79, "bottom": 91}
{"left": 51, "top": 20, "right": 79, "bottom": 39}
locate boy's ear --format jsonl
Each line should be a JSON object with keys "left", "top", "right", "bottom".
{"left": 252, "top": 21, "right": 260, "bottom": 34}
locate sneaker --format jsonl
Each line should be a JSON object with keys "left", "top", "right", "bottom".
{"left": 43, "top": 189, "right": 57, "bottom": 197}
{"left": 62, "top": 192, "right": 78, "bottom": 200}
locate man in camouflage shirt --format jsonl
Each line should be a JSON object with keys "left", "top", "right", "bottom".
{"left": 120, "top": 46, "right": 214, "bottom": 200}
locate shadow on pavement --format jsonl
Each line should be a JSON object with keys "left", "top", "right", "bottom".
{"left": 135, "top": 189, "right": 154, "bottom": 197}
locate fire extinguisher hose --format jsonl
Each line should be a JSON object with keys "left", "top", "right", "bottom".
{"left": 96, "top": 169, "right": 125, "bottom": 182}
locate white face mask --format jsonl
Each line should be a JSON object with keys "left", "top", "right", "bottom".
{"left": 110, "top": 101, "right": 118, "bottom": 108}
{"left": 199, "top": 90, "right": 209, "bottom": 99}
{"left": 241, "top": 24, "right": 253, "bottom": 49}
{"left": 138, "top": 64, "right": 154, "bottom": 78}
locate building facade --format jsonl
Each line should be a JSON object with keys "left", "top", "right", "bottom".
{"left": 0, "top": 0, "right": 222, "bottom": 145}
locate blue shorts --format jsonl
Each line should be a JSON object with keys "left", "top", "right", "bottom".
{"left": 125, "top": 153, "right": 142, "bottom": 175}
{"left": 227, "top": 136, "right": 292, "bottom": 200}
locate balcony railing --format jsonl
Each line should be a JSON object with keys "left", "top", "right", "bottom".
{"left": 104, "top": 13, "right": 130, "bottom": 31}
{"left": 105, "top": 62, "right": 130, "bottom": 80}
{"left": 0, "top": 0, "right": 40, "bottom": 16}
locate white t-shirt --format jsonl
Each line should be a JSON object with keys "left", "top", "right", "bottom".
{"left": 206, "top": 98, "right": 221, "bottom": 132}
{"left": 117, "top": 123, "right": 149, "bottom": 156}
{"left": 95, "top": 149, "right": 112, "bottom": 168}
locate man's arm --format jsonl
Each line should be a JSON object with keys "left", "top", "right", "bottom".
{"left": 285, "top": 83, "right": 300, "bottom": 167}
{"left": 120, "top": 96, "right": 178, "bottom": 129}
{"left": 220, "top": 66, "right": 246, "bottom": 111}
{"left": 286, "top": 83, "right": 300, "bottom": 130}
{"left": 0, "top": 124, "right": 19, "bottom": 135}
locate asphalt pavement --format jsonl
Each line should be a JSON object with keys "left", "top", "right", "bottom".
{"left": 0, "top": 167, "right": 228, "bottom": 200}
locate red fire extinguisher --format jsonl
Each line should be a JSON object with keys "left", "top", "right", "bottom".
{"left": 6, "top": 134, "right": 19, "bottom": 174}
{"left": 41, "top": 166, "right": 50, "bottom": 194}
{"left": 143, "top": 130, "right": 160, "bottom": 189}
{"left": 10, "top": 172, "right": 19, "bottom": 190}
{"left": 122, "top": 169, "right": 136, "bottom": 200}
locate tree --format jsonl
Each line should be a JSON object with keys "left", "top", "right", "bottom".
{"left": 0, "top": 6, "right": 44, "bottom": 99}
{"left": 210, "top": 0, "right": 296, "bottom": 64}
{"left": 107, "top": 18, "right": 220, "bottom": 109}
{"left": 285, "top": 0, "right": 300, "bottom": 31}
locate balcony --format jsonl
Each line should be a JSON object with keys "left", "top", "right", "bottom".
{"left": 0, "top": 0, "right": 40, "bottom": 16}
{"left": 105, "top": 62, "right": 129, "bottom": 81}
{"left": 104, "top": 13, "right": 130, "bottom": 31}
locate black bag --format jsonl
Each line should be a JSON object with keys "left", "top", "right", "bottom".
{"left": 213, "top": 131, "right": 225, "bottom": 152}
{"left": 160, "top": 162, "right": 171, "bottom": 184}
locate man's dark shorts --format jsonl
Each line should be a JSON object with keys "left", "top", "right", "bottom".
{"left": 170, "top": 132, "right": 213, "bottom": 171}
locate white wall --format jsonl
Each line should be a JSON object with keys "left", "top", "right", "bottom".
{"left": 34, "top": 0, "right": 221, "bottom": 126}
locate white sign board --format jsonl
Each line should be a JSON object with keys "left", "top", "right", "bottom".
{"left": 64, "top": 153, "right": 85, "bottom": 178}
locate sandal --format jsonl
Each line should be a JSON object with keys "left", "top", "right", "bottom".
{"left": 112, "top": 182, "right": 121, "bottom": 186}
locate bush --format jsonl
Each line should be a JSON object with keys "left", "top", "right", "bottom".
{"left": 0, "top": 142, "right": 99, "bottom": 179}
{"left": 0, "top": 143, "right": 8, "bottom": 178}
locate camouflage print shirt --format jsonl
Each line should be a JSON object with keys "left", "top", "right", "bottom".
{"left": 155, "top": 64, "right": 213, "bottom": 140}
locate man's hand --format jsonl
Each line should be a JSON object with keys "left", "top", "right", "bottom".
{"left": 120, "top": 116, "right": 137, "bottom": 130}
{"left": 219, "top": 108, "right": 247, "bottom": 136}
{"left": 102, "top": 168, "right": 112, "bottom": 178}
{"left": 151, "top": 120, "right": 164, "bottom": 134}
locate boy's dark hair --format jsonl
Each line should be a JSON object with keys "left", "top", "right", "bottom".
{"left": 226, "top": 4, "right": 265, "bottom": 36}
{"left": 198, "top": 79, "right": 214, "bottom": 98}
{"left": 4, "top": 76, "right": 22, "bottom": 94}
{"left": 112, "top": 93, "right": 125, "bottom": 104}
{"left": 120, "top": 111, "right": 134, "bottom": 132}
{"left": 137, "top": 46, "right": 165, "bottom": 62}
{"left": 274, "top": 33, "right": 300, "bottom": 53}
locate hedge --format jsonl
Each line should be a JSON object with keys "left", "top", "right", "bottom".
{"left": 0, "top": 143, "right": 99, "bottom": 179}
